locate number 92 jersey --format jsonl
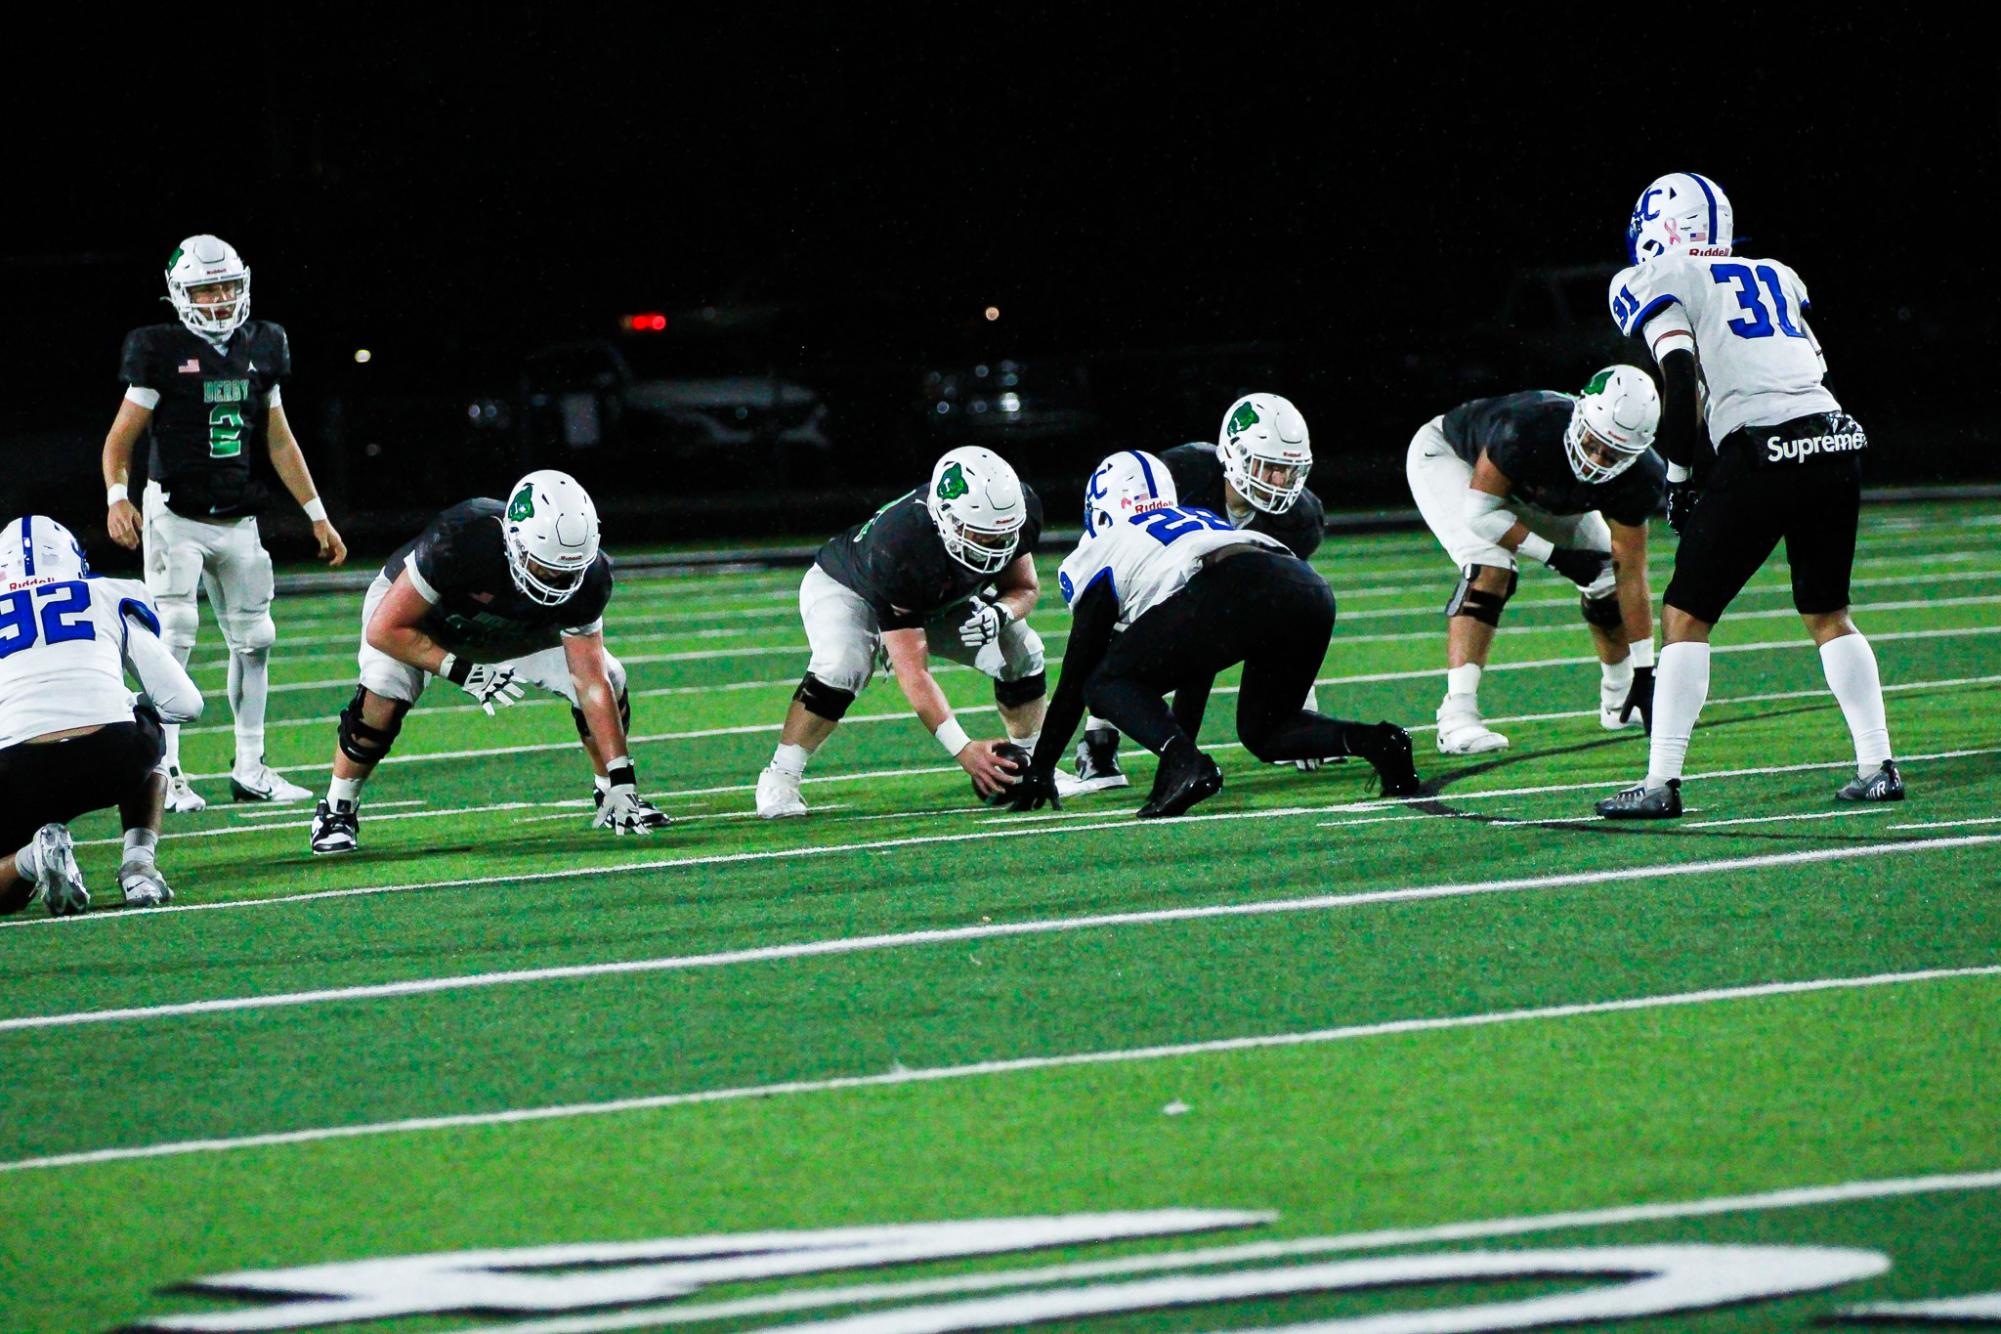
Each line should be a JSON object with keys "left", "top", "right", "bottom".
{"left": 1056, "top": 505, "right": 1291, "bottom": 631}
{"left": 0, "top": 576, "right": 159, "bottom": 748}
{"left": 1607, "top": 253, "right": 1839, "bottom": 448}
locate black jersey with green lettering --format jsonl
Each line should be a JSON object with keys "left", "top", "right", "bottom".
{"left": 118, "top": 321, "right": 290, "bottom": 518}
{"left": 815, "top": 486, "right": 1045, "bottom": 630}
{"left": 1441, "top": 390, "right": 1666, "bottom": 525}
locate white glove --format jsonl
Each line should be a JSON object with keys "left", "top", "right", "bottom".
{"left": 600, "top": 784, "right": 671, "bottom": 834}
{"left": 1292, "top": 757, "right": 1324, "bottom": 773}
{"left": 958, "top": 597, "right": 1011, "bottom": 648}
{"left": 442, "top": 654, "right": 524, "bottom": 715}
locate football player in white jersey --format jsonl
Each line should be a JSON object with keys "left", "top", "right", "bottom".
{"left": 0, "top": 516, "right": 204, "bottom": 916}
{"left": 1594, "top": 173, "right": 1900, "bottom": 817}
{"left": 100, "top": 235, "right": 348, "bottom": 816}
{"left": 1006, "top": 452, "right": 1420, "bottom": 818}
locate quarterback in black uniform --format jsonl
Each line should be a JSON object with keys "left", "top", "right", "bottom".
{"left": 755, "top": 446, "right": 1048, "bottom": 817}
{"left": 100, "top": 234, "right": 346, "bottom": 814}
{"left": 1064, "top": 392, "right": 1327, "bottom": 795}
{"left": 1407, "top": 368, "right": 1665, "bottom": 755}
{"left": 308, "top": 470, "right": 669, "bottom": 854}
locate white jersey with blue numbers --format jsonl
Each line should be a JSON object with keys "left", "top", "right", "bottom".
{"left": 0, "top": 576, "right": 163, "bottom": 747}
{"left": 1056, "top": 505, "right": 1291, "bottom": 631}
{"left": 1608, "top": 251, "right": 1841, "bottom": 448}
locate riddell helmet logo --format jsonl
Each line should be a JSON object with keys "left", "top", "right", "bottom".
{"left": 507, "top": 484, "right": 536, "bottom": 522}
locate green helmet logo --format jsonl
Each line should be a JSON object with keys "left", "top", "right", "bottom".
{"left": 165, "top": 245, "right": 185, "bottom": 273}
{"left": 1227, "top": 401, "right": 1261, "bottom": 436}
{"left": 507, "top": 482, "right": 536, "bottom": 522}
{"left": 1581, "top": 368, "right": 1616, "bottom": 397}
{"left": 936, "top": 462, "right": 970, "bottom": 501}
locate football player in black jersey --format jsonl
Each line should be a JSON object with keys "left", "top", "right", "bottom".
{"left": 1061, "top": 393, "right": 1328, "bottom": 796}
{"left": 100, "top": 235, "right": 346, "bottom": 814}
{"left": 755, "top": 447, "right": 1048, "bottom": 818}
{"left": 308, "top": 471, "right": 669, "bottom": 854}
{"left": 1406, "top": 367, "right": 1665, "bottom": 755}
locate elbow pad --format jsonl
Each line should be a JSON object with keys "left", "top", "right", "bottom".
{"left": 1463, "top": 489, "right": 1520, "bottom": 546}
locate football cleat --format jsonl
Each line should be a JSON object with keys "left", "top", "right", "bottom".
{"left": 1595, "top": 779, "right": 1682, "bottom": 819}
{"left": 230, "top": 761, "right": 314, "bottom": 803}
{"left": 1836, "top": 760, "right": 1906, "bottom": 803}
{"left": 1436, "top": 695, "right": 1508, "bottom": 755}
{"left": 1136, "top": 741, "right": 1223, "bottom": 820}
{"left": 118, "top": 860, "right": 174, "bottom": 908}
{"left": 755, "top": 766, "right": 809, "bottom": 819}
{"left": 309, "top": 799, "right": 360, "bottom": 855}
{"left": 1056, "top": 730, "right": 1131, "bottom": 797}
{"left": 1350, "top": 722, "right": 1423, "bottom": 798}
{"left": 164, "top": 766, "right": 207, "bottom": 814}
{"left": 1600, "top": 680, "right": 1642, "bottom": 730}
{"left": 29, "top": 824, "right": 88, "bottom": 917}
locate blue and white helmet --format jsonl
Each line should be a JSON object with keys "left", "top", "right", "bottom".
{"left": 1083, "top": 450, "right": 1177, "bottom": 538}
{"left": 1626, "top": 173, "right": 1733, "bottom": 266}
{"left": 0, "top": 515, "right": 91, "bottom": 587}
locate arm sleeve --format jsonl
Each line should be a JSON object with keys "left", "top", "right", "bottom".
{"left": 1655, "top": 348, "right": 1703, "bottom": 471}
{"left": 122, "top": 617, "right": 204, "bottom": 724}
{"left": 1029, "top": 577, "right": 1119, "bottom": 777}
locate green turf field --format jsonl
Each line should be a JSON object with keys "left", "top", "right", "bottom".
{"left": 3, "top": 498, "right": 1997, "bottom": 1333}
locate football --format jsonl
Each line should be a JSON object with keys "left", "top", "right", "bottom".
{"left": 976, "top": 742, "right": 1033, "bottom": 804}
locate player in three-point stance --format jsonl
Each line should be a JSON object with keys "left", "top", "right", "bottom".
{"left": 0, "top": 517, "right": 203, "bottom": 916}
{"left": 1595, "top": 173, "right": 1901, "bottom": 817}
{"left": 100, "top": 235, "right": 346, "bottom": 814}
{"left": 1009, "top": 451, "right": 1420, "bottom": 820}
{"left": 308, "top": 470, "right": 670, "bottom": 854}
{"left": 755, "top": 446, "right": 1048, "bottom": 817}
{"left": 1407, "top": 367, "right": 1665, "bottom": 754}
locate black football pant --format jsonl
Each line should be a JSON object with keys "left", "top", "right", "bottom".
{"left": 0, "top": 712, "right": 164, "bottom": 914}
{"left": 1084, "top": 550, "right": 1358, "bottom": 761}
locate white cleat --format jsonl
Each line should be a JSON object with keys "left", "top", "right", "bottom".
{"left": 30, "top": 824, "right": 89, "bottom": 917}
{"left": 1436, "top": 695, "right": 1509, "bottom": 755}
{"left": 230, "top": 762, "right": 314, "bottom": 803}
{"left": 118, "top": 860, "right": 175, "bottom": 908}
{"left": 164, "top": 766, "right": 207, "bottom": 814}
{"left": 755, "top": 766, "right": 809, "bottom": 819}
{"left": 1600, "top": 681, "right": 1642, "bottom": 730}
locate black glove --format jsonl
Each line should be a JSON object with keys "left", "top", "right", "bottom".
{"left": 1665, "top": 480, "right": 1703, "bottom": 534}
{"left": 1619, "top": 666, "right": 1655, "bottom": 735}
{"left": 1008, "top": 768, "right": 1063, "bottom": 813}
{"left": 1546, "top": 546, "right": 1611, "bottom": 588}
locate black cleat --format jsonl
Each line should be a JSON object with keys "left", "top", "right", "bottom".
{"left": 1836, "top": 760, "right": 1905, "bottom": 803}
{"left": 309, "top": 799, "right": 360, "bottom": 855}
{"left": 1136, "top": 741, "right": 1223, "bottom": 819}
{"left": 1350, "top": 722, "right": 1423, "bottom": 797}
{"left": 1595, "top": 778, "right": 1683, "bottom": 819}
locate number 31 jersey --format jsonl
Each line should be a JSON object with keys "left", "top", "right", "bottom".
{"left": 0, "top": 576, "right": 160, "bottom": 747}
{"left": 1608, "top": 252, "right": 1840, "bottom": 448}
{"left": 1056, "top": 506, "right": 1290, "bottom": 631}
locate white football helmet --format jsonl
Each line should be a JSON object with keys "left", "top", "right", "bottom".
{"left": 1083, "top": 450, "right": 1178, "bottom": 537}
{"left": 0, "top": 515, "right": 90, "bottom": 587}
{"left": 926, "top": 446, "right": 1027, "bottom": 574}
{"left": 1565, "top": 366, "right": 1661, "bottom": 484}
{"left": 1626, "top": 173, "right": 1733, "bottom": 266}
{"left": 501, "top": 470, "right": 601, "bottom": 605}
{"left": 164, "top": 235, "right": 252, "bottom": 339}
{"left": 1217, "top": 393, "right": 1312, "bottom": 514}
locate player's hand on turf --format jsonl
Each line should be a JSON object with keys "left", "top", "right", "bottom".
{"left": 107, "top": 499, "right": 142, "bottom": 550}
{"left": 957, "top": 597, "right": 1011, "bottom": 649}
{"left": 600, "top": 784, "right": 671, "bottom": 834}
{"left": 443, "top": 655, "right": 524, "bottom": 715}
{"left": 958, "top": 738, "right": 1024, "bottom": 799}
{"left": 1665, "top": 481, "right": 1702, "bottom": 534}
{"left": 1007, "top": 767, "right": 1062, "bottom": 812}
{"left": 314, "top": 519, "right": 348, "bottom": 567}
{"left": 1546, "top": 546, "right": 1611, "bottom": 587}
{"left": 1620, "top": 665, "right": 1655, "bottom": 735}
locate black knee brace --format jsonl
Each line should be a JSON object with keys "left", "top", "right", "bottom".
{"left": 1580, "top": 590, "right": 1624, "bottom": 629}
{"left": 572, "top": 687, "right": 637, "bottom": 741}
{"left": 337, "top": 687, "right": 410, "bottom": 765}
{"left": 794, "top": 672, "right": 856, "bottom": 722}
{"left": 1445, "top": 565, "right": 1518, "bottom": 627}
{"left": 993, "top": 670, "right": 1047, "bottom": 708}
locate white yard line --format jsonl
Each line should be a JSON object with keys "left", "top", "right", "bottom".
{"left": 3, "top": 833, "right": 1997, "bottom": 1022}
{"left": 1681, "top": 808, "right": 1901, "bottom": 830}
{"left": 1, "top": 964, "right": 1993, "bottom": 1174}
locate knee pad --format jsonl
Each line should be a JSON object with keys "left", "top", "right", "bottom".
{"left": 794, "top": 673, "right": 857, "bottom": 722}
{"left": 337, "top": 687, "right": 410, "bottom": 765}
{"left": 572, "top": 689, "right": 633, "bottom": 742}
{"left": 1445, "top": 565, "right": 1517, "bottom": 627}
{"left": 1580, "top": 590, "right": 1624, "bottom": 630}
{"left": 154, "top": 596, "right": 199, "bottom": 658}
{"left": 222, "top": 611, "right": 277, "bottom": 654}
{"left": 994, "top": 670, "right": 1047, "bottom": 709}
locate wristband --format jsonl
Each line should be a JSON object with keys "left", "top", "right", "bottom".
{"left": 106, "top": 483, "right": 129, "bottom": 506}
{"left": 1628, "top": 640, "right": 1655, "bottom": 671}
{"left": 605, "top": 758, "right": 637, "bottom": 790}
{"left": 1516, "top": 533, "right": 1555, "bottom": 564}
{"left": 934, "top": 717, "right": 972, "bottom": 756}
{"left": 1665, "top": 461, "right": 1693, "bottom": 484}
{"left": 440, "top": 653, "right": 471, "bottom": 685}
{"left": 302, "top": 496, "right": 328, "bottom": 522}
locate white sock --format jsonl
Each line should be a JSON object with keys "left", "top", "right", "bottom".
{"left": 770, "top": 742, "right": 810, "bottom": 778}
{"left": 122, "top": 829, "right": 159, "bottom": 866}
{"left": 163, "top": 721, "right": 182, "bottom": 773}
{"left": 230, "top": 647, "right": 271, "bottom": 772}
{"left": 1601, "top": 656, "right": 1634, "bottom": 691}
{"left": 14, "top": 838, "right": 41, "bottom": 881}
{"left": 1819, "top": 633, "right": 1892, "bottom": 774}
{"left": 1013, "top": 731, "right": 1041, "bottom": 755}
{"left": 327, "top": 776, "right": 365, "bottom": 809}
{"left": 1446, "top": 663, "right": 1482, "bottom": 698}
{"left": 1646, "top": 641, "right": 1712, "bottom": 788}
{"left": 163, "top": 628, "right": 194, "bottom": 773}
{"left": 1084, "top": 715, "right": 1116, "bottom": 735}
